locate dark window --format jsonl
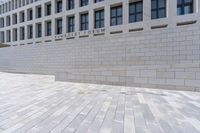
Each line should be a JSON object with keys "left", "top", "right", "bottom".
{"left": 177, "top": 0, "right": 193, "bottom": 15}
{"left": 0, "top": 31, "right": 5, "bottom": 43}
{"left": 111, "top": 5, "right": 123, "bottom": 26}
{"left": 151, "top": 0, "right": 166, "bottom": 19}
{"left": 129, "top": 1, "right": 143, "bottom": 23}
{"left": 0, "top": 18, "right": 4, "bottom": 28}
{"left": 6, "top": 30, "right": 11, "bottom": 42}
{"left": 46, "top": 3, "right": 51, "bottom": 16}
{"left": 68, "top": 0, "right": 74, "bottom": 10}
{"left": 6, "top": 16, "right": 11, "bottom": 26}
{"left": 15, "top": 0, "right": 18, "bottom": 9}
{"left": 27, "top": 9, "right": 33, "bottom": 20}
{"left": 36, "top": 23, "right": 42, "bottom": 38}
{"left": 20, "top": 27, "right": 25, "bottom": 40}
{"left": 12, "top": 14, "right": 17, "bottom": 24}
{"left": 80, "top": 13, "right": 88, "bottom": 31}
{"left": 20, "top": 11, "right": 25, "bottom": 22}
{"left": 56, "top": 0, "right": 62, "bottom": 13}
{"left": 0, "top": 5, "right": 1, "bottom": 15}
{"left": 26, "top": 0, "right": 29, "bottom": 5}
{"left": 68, "top": 16, "right": 75, "bottom": 32}
{"left": 36, "top": 6, "right": 42, "bottom": 18}
{"left": 80, "top": 0, "right": 88, "bottom": 7}
{"left": 13, "top": 29, "right": 17, "bottom": 41}
{"left": 46, "top": 21, "right": 52, "bottom": 36}
{"left": 56, "top": 19, "right": 62, "bottom": 34}
{"left": 28, "top": 25, "right": 33, "bottom": 39}
{"left": 95, "top": 0, "right": 103, "bottom": 3}
{"left": 95, "top": 9, "right": 104, "bottom": 28}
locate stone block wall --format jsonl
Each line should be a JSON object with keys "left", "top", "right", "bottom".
{"left": 0, "top": 22, "right": 200, "bottom": 91}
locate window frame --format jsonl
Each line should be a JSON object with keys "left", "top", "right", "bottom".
{"left": 94, "top": 9, "right": 104, "bottom": 28}
{"left": 177, "top": 0, "right": 193, "bottom": 15}
{"left": 151, "top": 0, "right": 166, "bottom": 19}
{"left": 67, "top": 16, "right": 75, "bottom": 33}
{"left": 80, "top": 13, "right": 89, "bottom": 31}
{"left": 110, "top": 5, "right": 123, "bottom": 26}
{"left": 129, "top": 1, "right": 143, "bottom": 23}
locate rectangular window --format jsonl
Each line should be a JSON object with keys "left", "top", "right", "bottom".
{"left": 12, "top": 13, "right": 17, "bottom": 24}
{"left": 6, "top": 16, "right": 11, "bottom": 26}
{"left": 13, "top": 28, "right": 17, "bottom": 41}
{"left": 27, "top": 25, "right": 33, "bottom": 39}
{"left": 80, "top": 13, "right": 88, "bottom": 31}
{"left": 45, "top": 2, "right": 51, "bottom": 16}
{"left": 0, "top": 18, "right": 4, "bottom": 28}
{"left": 36, "top": 23, "right": 42, "bottom": 38}
{"left": 67, "top": 16, "right": 75, "bottom": 32}
{"left": 20, "top": 11, "right": 25, "bottom": 23}
{"left": 36, "top": 6, "right": 42, "bottom": 18}
{"left": 0, "top": 5, "right": 2, "bottom": 15}
{"left": 5, "top": 3, "right": 8, "bottom": 12}
{"left": 0, "top": 31, "right": 5, "bottom": 43}
{"left": 177, "top": 0, "right": 193, "bottom": 15}
{"left": 129, "top": 1, "right": 143, "bottom": 23}
{"left": 6, "top": 30, "right": 11, "bottom": 42}
{"left": 15, "top": 0, "right": 18, "bottom": 9}
{"left": 95, "top": 9, "right": 104, "bottom": 28}
{"left": 151, "top": 0, "right": 166, "bottom": 19}
{"left": 9, "top": 1, "right": 11, "bottom": 11}
{"left": 46, "top": 21, "right": 52, "bottom": 36}
{"left": 27, "top": 8, "right": 33, "bottom": 21}
{"left": 80, "top": 0, "right": 88, "bottom": 7}
{"left": 12, "top": 0, "right": 15, "bottom": 10}
{"left": 20, "top": 27, "right": 25, "bottom": 40}
{"left": 111, "top": 5, "right": 123, "bottom": 26}
{"left": 56, "top": 18, "right": 62, "bottom": 34}
{"left": 68, "top": 0, "right": 74, "bottom": 10}
{"left": 22, "top": 0, "right": 25, "bottom": 6}
{"left": 19, "top": 0, "right": 21, "bottom": 7}
{"left": 56, "top": 0, "right": 62, "bottom": 13}
{"left": 26, "top": 0, "right": 29, "bottom": 5}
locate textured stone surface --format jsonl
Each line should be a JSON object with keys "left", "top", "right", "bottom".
{"left": 0, "top": 21, "right": 200, "bottom": 91}
{"left": 0, "top": 72, "right": 200, "bottom": 133}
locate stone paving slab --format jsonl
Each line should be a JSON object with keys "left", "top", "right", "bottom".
{"left": 0, "top": 72, "right": 200, "bottom": 133}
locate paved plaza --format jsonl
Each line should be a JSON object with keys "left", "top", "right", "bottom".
{"left": 0, "top": 72, "right": 200, "bottom": 133}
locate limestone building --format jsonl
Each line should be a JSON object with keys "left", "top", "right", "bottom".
{"left": 0, "top": 0, "right": 200, "bottom": 91}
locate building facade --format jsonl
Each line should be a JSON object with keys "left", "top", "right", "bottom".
{"left": 0, "top": 0, "right": 199, "bottom": 45}
{"left": 0, "top": 0, "right": 200, "bottom": 91}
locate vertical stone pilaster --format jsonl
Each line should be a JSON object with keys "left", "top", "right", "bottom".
{"left": 75, "top": 0, "right": 80, "bottom": 39}
{"left": 63, "top": 15, "right": 66, "bottom": 34}
{"left": 123, "top": 0, "right": 129, "bottom": 33}
{"left": 198, "top": 0, "right": 200, "bottom": 13}
{"left": 24, "top": 23, "right": 27, "bottom": 41}
{"left": 52, "top": 0, "right": 55, "bottom": 15}
{"left": 24, "top": 8, "right": 27, "bottom": 41}
{"left": 32, "top": 7, "right": 35, "bottom": 42}
{"left": 63, "top": 0, "right": 66, "bottom": 12}
{"left": 17, "top": 27, "right": 20, "bottom": 43}
{"left": 143, "top": 0, "right": 151, "bottom": 30}
{"left": 41, "top": 3, "right": 45, "bottom": 39}
{"left": 42, "top": 20, "right": 45, "bottom": 39}
{"left": 168, "top": 0, "right": 177, "bottom": 28}
{"left": 51, "top": 0, "right": 55, "bottom": 42}
{"left": 104, "top": 2, "right": 110, "bottom": 35}
{"left": 143, "top": 0, "right": 151, "bottom": 21}
{"left": 194, "top": 0, "right": 199, "bottom": 13}
{"left": 89, "top": 9, "right": 94, "bottom": 37}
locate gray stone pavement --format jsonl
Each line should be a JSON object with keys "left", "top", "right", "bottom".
{"left": 0, "top": 72, "right": 200, "bottom": 133}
